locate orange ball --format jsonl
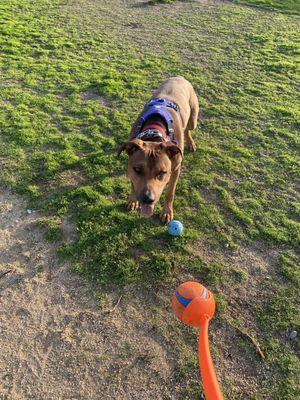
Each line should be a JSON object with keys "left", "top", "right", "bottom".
{"left": 172, "top": 281, "right": 215, "bottom": 328}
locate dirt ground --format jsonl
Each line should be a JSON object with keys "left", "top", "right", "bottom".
{"left": 0, "top": 188, "right": 185, "bottom": 400}
{"left": 0, "top": 188, "right": 275, "bottom": 400}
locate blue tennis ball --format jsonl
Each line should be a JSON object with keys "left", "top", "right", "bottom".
{"left": 168, "top": 220, "right": 183, "bottom": 236}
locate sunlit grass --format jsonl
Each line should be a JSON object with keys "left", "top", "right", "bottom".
{"left": 0, "top": 0, "right": 299, "bottom": 398}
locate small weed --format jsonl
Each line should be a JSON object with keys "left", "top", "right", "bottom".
{"left": 38, "top": 216, "right": 62, "bottom": 242}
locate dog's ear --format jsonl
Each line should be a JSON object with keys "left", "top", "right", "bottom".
{"left": 117, "top": 139, "right": 144, "bottom": 156}
{"left": 165, "top": 143, "right": 183, "bottom": 160}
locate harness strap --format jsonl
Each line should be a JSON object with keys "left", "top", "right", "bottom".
{"left": 135, "top": 98, "right": 179, "bottom": 140}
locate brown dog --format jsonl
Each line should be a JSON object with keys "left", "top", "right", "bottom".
{"left": 118, "top": 76, "right": 199, "bottom": 223}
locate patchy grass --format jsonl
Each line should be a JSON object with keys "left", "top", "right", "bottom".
{"left": 252, "top": 250, "right": 300, "bottom": 398}
{"left": 233, "top": 0, "right": 300, "bottom": 14}
{"left": 0, "top": 0, "right": 299, "bottom": 398}
{"left": 149, "top": 0, "right": 300, "bottom": 14}
{"left": 38, "top": 216, "right": 63, "bottom": 242}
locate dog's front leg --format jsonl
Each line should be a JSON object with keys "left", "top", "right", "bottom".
{"left": 161, "top": 168, "right": 180, "bottom": 224}
{"left": 126, "top": 183, "right": 140, "bottom": 211}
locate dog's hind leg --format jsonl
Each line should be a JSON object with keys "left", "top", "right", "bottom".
{"left": 185, "top": 92, "right": 199, "bottom": 152}
{"left": 184, "top": 127, "right": 197, "bottom": 152}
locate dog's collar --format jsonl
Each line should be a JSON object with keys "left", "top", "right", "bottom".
{"left": 137, "top": 122, "right": 167, "bottom": 141}
{"left": 137, "top": 129, "right": 178, "bottom": 146}
{"left": 137, "top": 128, "right": 168, "bottom": 142}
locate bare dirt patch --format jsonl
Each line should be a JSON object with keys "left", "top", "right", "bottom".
{"left": 0, "top": 188, "right": 180, "bottom": 399}
{"left": 0, "top": 188, "right": 282, "bottom": 400}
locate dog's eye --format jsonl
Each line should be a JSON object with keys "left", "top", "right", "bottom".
{"left": 133, "top": 167, "right": 143, "bottom": 175}
{"left": 156, "top": 171, "right": 166, "bottom": 180}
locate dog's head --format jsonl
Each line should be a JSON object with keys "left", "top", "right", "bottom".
{"left": 118, "top": 139, "right": 182, "bottom": 218}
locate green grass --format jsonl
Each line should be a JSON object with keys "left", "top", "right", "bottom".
{"left": 0, "top": 0, "right": 299, "bottom": 398}
{"left": 150, "top": 0, "right": 300, "bottom": 14}
{"left": 233, "top": 0, "right": 300, "bottom": 14}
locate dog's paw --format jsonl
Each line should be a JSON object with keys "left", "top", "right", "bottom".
{"left": 187, "top": 140, "right": 196, "bottom": 152}
{"left": 160, "top": 205, "right": 173, "bottom": 225}
{"left": 126, "top": 199, "right": 140, "bottom": 211}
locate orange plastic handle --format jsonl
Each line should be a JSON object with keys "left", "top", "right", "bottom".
{"left": 198, "top": 318, "right": 224, "bottom": 400}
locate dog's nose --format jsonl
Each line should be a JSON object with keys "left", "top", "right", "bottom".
{"left": 140, "top": 192, "right": 155, "bottom": 204}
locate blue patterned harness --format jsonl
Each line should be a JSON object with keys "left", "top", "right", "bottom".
{"left": 134, "top": 98, "right": 179, "bottom": 142}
